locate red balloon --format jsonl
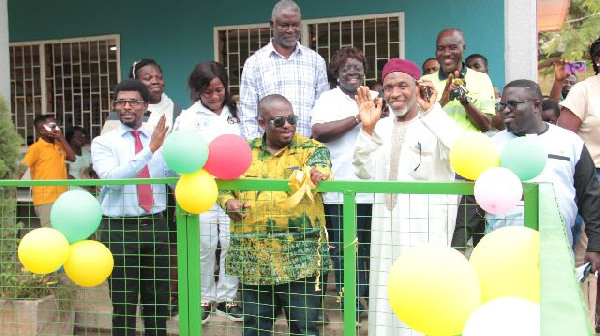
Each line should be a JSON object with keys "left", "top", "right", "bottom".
{"left": 204, "top": 134, "right": 252, "bottom": 179}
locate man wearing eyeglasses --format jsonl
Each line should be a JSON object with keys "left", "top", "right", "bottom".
{"left": 91, "top": 79, "right": 171, "bottom": 336}
{"left": 486, "top": 79, "right": 600, "bottom": 275}
{"left": 219, "top": 94, "right": 331, "bottom": 336}
{"left": 353, "top": 58, "right": 462, "bottom": 335}
{"left": 238, "top": 0, "right": 328, "bottom": 140}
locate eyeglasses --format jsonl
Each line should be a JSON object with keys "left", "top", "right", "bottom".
{"left": 113, "top": 99, "right": 146, "bottom": 107}
{"left": 495, "top": 99, "right": 538, "bottom": 112}
{"left": 264, "top": 115, "right": 298, "bottom": 127}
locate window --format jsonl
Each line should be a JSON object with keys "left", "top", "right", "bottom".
{"left": 10, "top": 35, "right": 120, "bottom": 145}
{"left": 214, "top": 13, "right": 404, "bottom": 97}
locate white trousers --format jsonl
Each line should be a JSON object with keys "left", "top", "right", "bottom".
{"left": 200, "top": 203, "right": 239, "bottom": 302}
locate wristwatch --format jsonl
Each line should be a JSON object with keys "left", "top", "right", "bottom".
{"left": 461, "top": 96, "right": 472, "bottom": 105}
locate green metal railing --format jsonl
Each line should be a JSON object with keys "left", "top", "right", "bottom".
{"left": 0, "top": 178, "right": 590, "bottom": 335}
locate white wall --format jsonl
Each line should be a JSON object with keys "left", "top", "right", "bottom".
{"left": 504, "top": 0, "right": 538, "bottom": 83}
{"left": 0, "top": 0, "right": 9, "bottom": 107}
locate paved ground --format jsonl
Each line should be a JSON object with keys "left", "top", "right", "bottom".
{"left": 74, "top": 274, "right": 368, "bottom": 336}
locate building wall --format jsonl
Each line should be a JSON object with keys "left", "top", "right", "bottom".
{"left": 8, "top": 0, "right": 505, "bottom": 106}
{"left": 1, "top": 0, "right": 10, "bottom": 105}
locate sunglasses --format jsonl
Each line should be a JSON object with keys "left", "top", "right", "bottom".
{"left": 264, "top": 115, "right": 298, "bottom": 127}
{"left": 495, "top": 99, "right": 538, "bottom": 112}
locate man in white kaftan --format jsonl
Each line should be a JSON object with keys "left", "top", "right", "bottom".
{"left": 353, "top": 58, "right": 461, "bottom": 335}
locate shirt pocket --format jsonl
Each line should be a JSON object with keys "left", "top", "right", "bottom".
{"left": 408, "top": 141, "right": 434, "bottom": 180}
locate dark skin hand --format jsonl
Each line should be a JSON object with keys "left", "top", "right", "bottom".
{"left": 225, "top": 199, "right": 252, "bottom": 222}
{"left": 149, "top": 115, "right": 169, "bottom": 153}
{"left": 439, "top": 71, "right": 491, "bottom": 131}
{"left": 225, "top": 167, "right": 329, "bottom": 222}
{"left": 585, "top": 251, "right": 600, "bottom": 273}
{"left": 45, "top": 127, "right": 76, "bottom": 162}
{"left": 549, "top": 59, "right": 572, "bottom": 101}
{"left": 312, "top": 116, "right": 360, "bottom": 143}
{"left": 309, "top": 167, "right": 330, "bottom": 186}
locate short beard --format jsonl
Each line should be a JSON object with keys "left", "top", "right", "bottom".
{"left": 274, "top": 34, "right": 299, "bottom": 49}
{"left": 121, "top": 119, "right": 137, "bottom": 129}
{"left": 391, "top": 106, "right": 409, "bottom": 117}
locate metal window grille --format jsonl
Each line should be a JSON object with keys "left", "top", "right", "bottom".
{"left": 9, "top": 35, "right": 120, "bottom": 145}
{"left": 214, "top": 13, "right": 404, "bottom": 96}
{"left": 214, "top": 24, "right": 272, "bottom": 99}
{"left": 304, "top": 13, "right": 404, "bottom": 86}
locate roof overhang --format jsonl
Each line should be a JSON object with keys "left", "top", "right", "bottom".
{"left": 537, "top": 0, "right": 570, "bottom": 32}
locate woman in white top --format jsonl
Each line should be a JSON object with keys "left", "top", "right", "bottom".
{"left": 557, "top": 37, "right": 600, "bottom": 332}
{"left": 65, "top": 126, "right": 93, "bottom": 192}
{"left": 173, "top": 61, "right": 242, "bottom": 324}
{"left": 129, "top": 59, "right": 183, "bottom": 134}
{"left": 101, "top": 59, "right": 183, "bottom": 135}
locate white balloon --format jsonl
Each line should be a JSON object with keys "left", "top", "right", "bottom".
{"left": 463, "top": 297, "right": 540, "bottom": 336}
{"left": 474, "top": 167, "right": 523, "bottom": 214}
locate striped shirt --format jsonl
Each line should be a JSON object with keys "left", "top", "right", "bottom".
{"left": 238, "top": 41, "right": 329, "bottom": 140}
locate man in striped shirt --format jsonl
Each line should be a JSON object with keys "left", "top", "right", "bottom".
{"left": 238, "top": 0, "right": 329, "bottom": 140}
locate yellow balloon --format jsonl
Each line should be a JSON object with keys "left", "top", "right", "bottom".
{"left": 64, "top": 240, "right": 114, "bottom": 287}
{"left": 175, "top": 168, "right": 218, "bottom": 214}
{"left": 18, "top": 228, "right": 70, "bottom": 274}
{"left": 469, "top": 226, "right": 540, "bottom": 303}
{"left": 388, "top": 245, "right": 481, "bottom": 336}
{"left": 450, "top": 131, "right": 500, "bottom": 180}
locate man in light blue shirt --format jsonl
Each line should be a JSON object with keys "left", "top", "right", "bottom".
{"left": 91, "top": 79, "right": 170, "bottom": 336}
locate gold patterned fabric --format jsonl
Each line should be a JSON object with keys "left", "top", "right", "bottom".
{"left": 218, "top": 133, "right": 332, "bottom": 285}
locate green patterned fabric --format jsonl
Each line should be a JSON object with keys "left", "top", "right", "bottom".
{"left": 218, "top": 133, "right": 332, "bottom": 285}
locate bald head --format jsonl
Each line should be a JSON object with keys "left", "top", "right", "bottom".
{"left": 258, "top": 94, "right": 292, "bottom": 119}
{"left": 437, "top": 28, "right": 465, "bottom": 43}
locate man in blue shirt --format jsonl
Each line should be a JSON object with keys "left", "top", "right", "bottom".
{"left": 91, "top": 79, "right": 170, "bottom": 336}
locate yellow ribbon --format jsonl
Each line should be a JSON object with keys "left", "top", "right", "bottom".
{"left": 280, "top": 166, "right": 316, "bottom": 209}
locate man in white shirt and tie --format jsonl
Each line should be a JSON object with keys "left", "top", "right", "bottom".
{"left": 92, "top": 79, "right": 170, "bottom": 336}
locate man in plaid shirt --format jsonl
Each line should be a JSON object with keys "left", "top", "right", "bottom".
{"left": 238, "top": 0, "right": 329, "bottom": 140}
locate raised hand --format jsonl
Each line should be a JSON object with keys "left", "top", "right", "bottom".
{"left": 355, "top": 86, "right": 382, "bottom": 135}
{"left": 554, "top": 59, "right": 571, "bottom": 82}
{"left": 149, "top": 114, "right": 169, "bottom": 152}
{"left": 416, "top": 79, "right": 438, "bottom": 111}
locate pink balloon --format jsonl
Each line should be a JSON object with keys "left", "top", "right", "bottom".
{"left": 474, "top": 167, "right": 523, "bottom": 215}
{"left": 204, "top": 134, "right": 252, "bottom": 179}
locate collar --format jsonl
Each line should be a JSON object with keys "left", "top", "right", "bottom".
{"left": 267, "top": 40, "right": 301, "bottom": 59}
{"left": 192, "top": 100, "right": 232, "bottom": 118}
{"left": 117, "top": 122, "right": 152, "bottom": 138}
{"left": 437, "top": 62, "right": 468, "bottom": 80}
{"left": 36, "top": 137, "right": 57, "bottom": 147}
{"left": 253, "top": 133, "right": 302, "bottom": 156}
{"left": 512, "top": 122, "right": 550, "bottom": 137}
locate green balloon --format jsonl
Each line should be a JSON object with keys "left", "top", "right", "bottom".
{"left": 163, "top": 130, "right": 208, "bottom": 174}
{"left": 50, "top": 190, "right": 102, "bottom": 243}
{"left": 500, "top": 137, "right": 547, "bottom": 181}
